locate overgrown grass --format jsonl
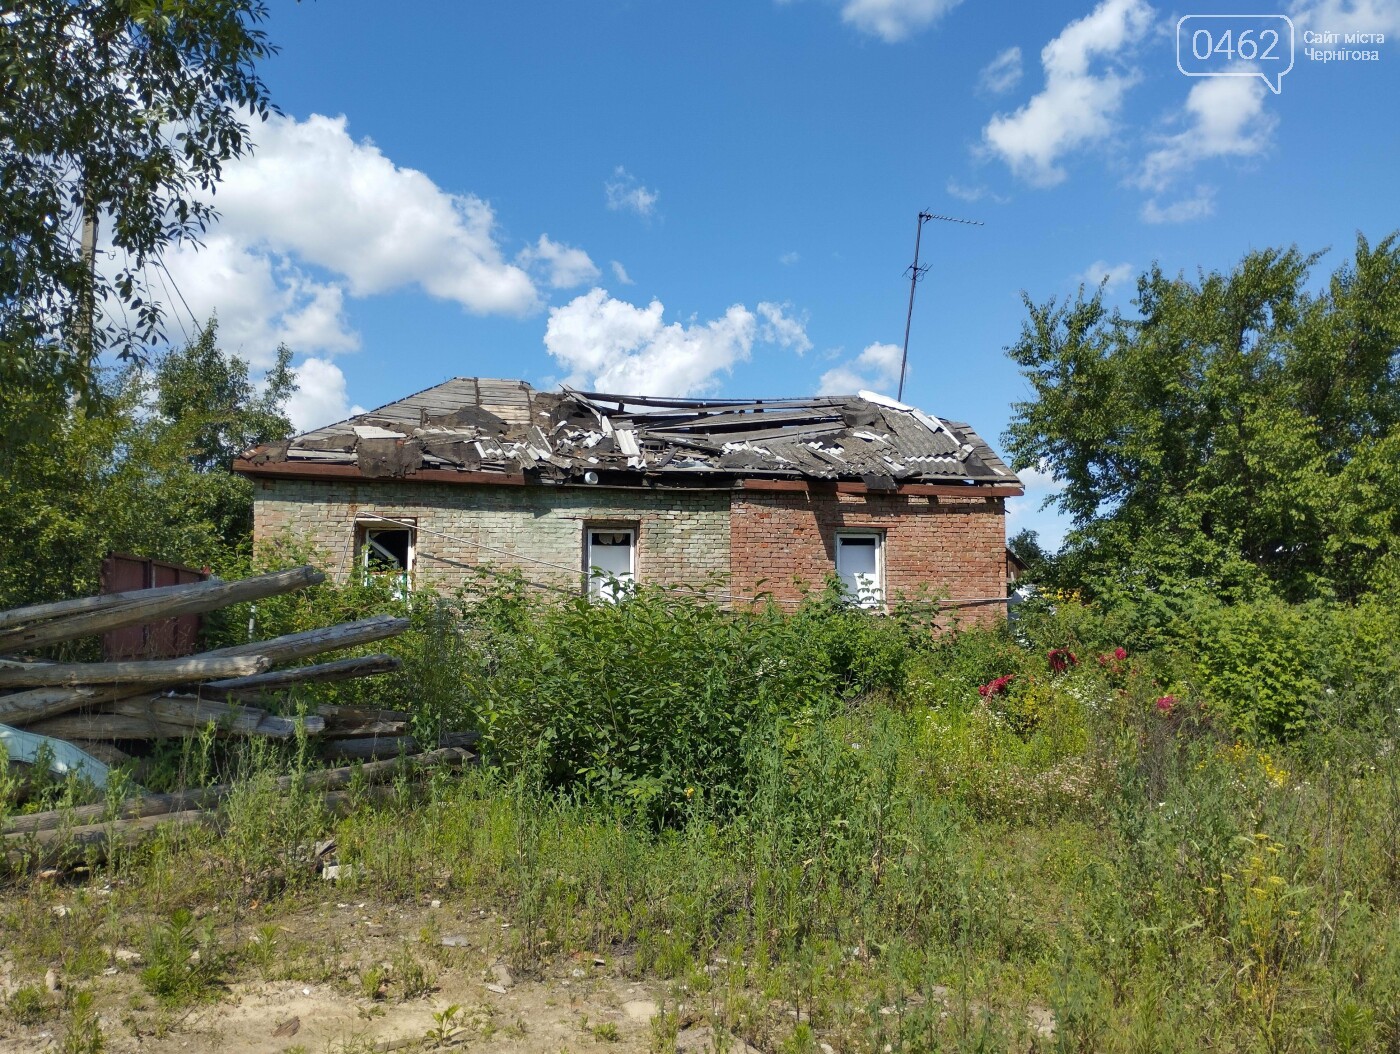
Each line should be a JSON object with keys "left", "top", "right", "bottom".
{"left": 4, "top": 577, "right": 1400, "bottom": 1051}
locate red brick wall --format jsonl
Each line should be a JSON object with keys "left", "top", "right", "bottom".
{"left": 729, "top": 489, "right": 1008, "bottom": 626}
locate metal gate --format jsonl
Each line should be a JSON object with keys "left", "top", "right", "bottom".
{"left": 100, "top": 553, "right": 209, "bottom": 660}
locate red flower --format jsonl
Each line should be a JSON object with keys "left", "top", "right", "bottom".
{"left": 1047, "top": 648, "right": 1078, "bottom": 673}
{"left": 979, "top": 674, "right": 1015, "bottom": 698}
{"left": 1113, "top": 647, "right": 1128, "bottom": 661}
{"left": 1155, "top": 694, "right": 1176, "bottom": 714}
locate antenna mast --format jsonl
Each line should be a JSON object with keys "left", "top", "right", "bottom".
{"left": 897, "top": 211, "right": 983, "bottom": 402}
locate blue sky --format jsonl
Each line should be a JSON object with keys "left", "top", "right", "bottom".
{"left": 151, "top": 0, "right": 1400, "bottom": 548}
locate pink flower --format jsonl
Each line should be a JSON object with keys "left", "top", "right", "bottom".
{"left": 1155, "top": 695, "right": 1176, "bottom": 714}
{"left": 1047, "top": 648, "right": 1078, "bottom": 673}
{"left": 1113, "top": 647, "right": 1128, "bottom": 661}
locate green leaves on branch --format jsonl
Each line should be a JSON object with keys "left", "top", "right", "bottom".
{"left": 1005, "top": 233, "right": 1400, "bottom": 607}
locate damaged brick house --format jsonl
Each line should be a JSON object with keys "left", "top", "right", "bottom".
{"left": 235, "top": 378, "right": 1023, "bottom": 622}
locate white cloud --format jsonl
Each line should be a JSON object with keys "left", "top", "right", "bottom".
{"left": 610, "top": 260, "right": 634, "bottom": 285}
{"left": 946, "top": 179, "right": 1007, "bottom": 204}
{"left": 1075, "top": 259, "right": 1135, "bottom": 291}
{"left": 818, "top": 341, "right": 903, "bottom": 395}
{"left": 982, "top": 0, "right": 1153, "bottom": 186}
{"left": 213, "top": 113, "right": 537, "bottom": 315}
{"left": 979, "top": 46, "right": 1023, "bottom": 94}
{"left": 780, "top": 250, "right": 801, "bottom": 265}
{"left": 544, "top": 289, "right": 810, "bottom": 396}
{"left": 285, "top": 357, "right": 367, "bottom": 433}
{"left": 1137, "top": 76, "right": 1276, "bottom": 192}
{"left": 758, "top": 301, "right": 813, "bottom": 354}
{"left": 516, "top": 235, "right": 600, "bottom": 290}
{"left": 839, "top": 0, "right": 963, "bottom": 41}
{"left": 156, "top": 234, "right": 359, "bottom": 367}
{"left": 1141, "top": 187, "right": 1215, "bottom": 223}
{"left": 604, "top": 167, "right": 659, "bottom": 217}
{"left": 1288, "top": 0, "right": 1400, "bottom": 34}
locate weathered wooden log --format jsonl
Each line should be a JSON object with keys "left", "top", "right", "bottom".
{"left": 4, "top": 746, "right": 474, "bottom": 834}
{"left": 316, "top": 704, "right": 409, "bottom": 738}
{"left": 201, "top": 654, "right": 403, "bottom": 698}
{"left": 3, "top": 784, "right": 417, "bottom": 872}
{"left": 0, "top": 654, "right": 269, "bottom": 689}
{"left": 320, "top": 730, "right": 479, "bottom": 761}
{"left": 67, "top": 740, "right": 132, "bottom": 766}
{"left": 23, "top": 708, "right": 324, "bottom": 741}
{"left": 200, "top": 615, "right": 410, "bottom": 665}
{"left": 109, "top": 694, "right": 267, "bottom": 734}
{"left": 0, "top": 566, "right": 324, "bottom": 653}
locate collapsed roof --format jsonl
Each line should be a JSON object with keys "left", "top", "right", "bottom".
{"left": 239, "top": 378, "right": 1019, "bottom": 489}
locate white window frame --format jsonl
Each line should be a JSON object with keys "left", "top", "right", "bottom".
{"left": 585, "top": 526, "right": 637, "bottom": 603}
{"left": 355, "top": 517, "right": 416, "bottom": 597}
{"left": 835, "top": 530, "right": 885, "bottom": 610}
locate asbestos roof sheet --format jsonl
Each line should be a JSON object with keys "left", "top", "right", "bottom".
{"left": 248, "top": 378, "right": 1019, "bottom": 487}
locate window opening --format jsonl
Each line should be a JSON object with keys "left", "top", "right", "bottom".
{"left": 835, "top": 532, "right": 884, "bottom": 609}
{"left": 586, "top": 528, "right": 636, "bottom": 602}
{"left": 356, "top": 520, "right": 414, "bottom": 597}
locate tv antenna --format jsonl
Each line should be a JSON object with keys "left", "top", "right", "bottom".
{"left": 897, "top": 211, "right": 983, "bottom": 402}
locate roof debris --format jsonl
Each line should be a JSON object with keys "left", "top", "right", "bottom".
{"left": 241, "top": 377, "right": 1019, "bottom": 488}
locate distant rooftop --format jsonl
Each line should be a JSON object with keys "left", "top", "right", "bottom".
{"left": 239, "top": 378, "right": 1019, "bottom": 488}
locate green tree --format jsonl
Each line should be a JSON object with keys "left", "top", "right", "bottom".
{"left": 0, "top": 322, "right": 295, "bottom": 609}
{"left": 0, "top": 0, "right": 277, "bottom": 405}
{"left": 1004, "top": 233, "right": 1400, "bottom": 606}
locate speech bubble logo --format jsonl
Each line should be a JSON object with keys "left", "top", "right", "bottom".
{"left": 1177, "top": 14, "right": 1295, "bottom": 94}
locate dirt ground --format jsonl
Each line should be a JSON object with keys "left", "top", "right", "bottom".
{"left": 0, "top": 896, "right": 748, "bottom": 1054}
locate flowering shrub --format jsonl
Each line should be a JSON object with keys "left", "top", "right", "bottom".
{"left": 979, "top": 673, "right": 1016, "bottom": 698}
{"left": 1047, "top": 648, "right": 1079, "bottom": 673}
{"left": 1155, "top": 694, "right": 1177, "bottom": 715}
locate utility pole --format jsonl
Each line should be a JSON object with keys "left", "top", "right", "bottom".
{"left": 896, "top": 211, "right": 983, "bottom": 402}
{"left": 76, "top": 171, "right": 99, "bottom": 361}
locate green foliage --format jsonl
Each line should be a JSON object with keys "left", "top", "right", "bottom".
{"left": 138, "top": 908, "right": 227, "bottom": 1007}
{"left": 0, "top": 321, "right": 295, "bottom": 611}
{"left": 1006, "top": 233, "right": 1400, "bottom": 606}
{"left": 448, "top": 576, "right": 930, "bottom": 823}
{"left": 5, "top": 983, "right": 54, "bottom": 1025}
{"left": 1, "top": 0, "right": 277, "bottom": 405}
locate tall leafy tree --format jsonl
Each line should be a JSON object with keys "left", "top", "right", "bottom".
{"left": 0, "top": 322, "right": 295, "bottom": 609}
{"left": 0, "top": 0, "right": 276, "bottom": 405}
{"left": 1004, "top": 233, "right": 1400, "bottom": 606}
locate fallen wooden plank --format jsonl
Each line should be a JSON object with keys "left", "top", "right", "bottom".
{"left": 4, "top": 746, "right": 475, "bottom": 834}
{"left": 320, "top": 731, "right": 479, "bottom": 761}
{"left": 0, "top": 566, "right": 324, "bottom": 653}
{"left": 0, "top": 654, "right": 269, "bottom": 689}
{"left": 200, "top": 615, "right": 411, "bottom": 666}
{"left": 202, "top": 654, "right": 403, "bottom": 698}
{"left": 23, "top": 713, "right": 190, "bottom": 740}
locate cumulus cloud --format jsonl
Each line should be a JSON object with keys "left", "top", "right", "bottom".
{"left": 156, "top": 234, "right": 360, "bottom": 367}
{"left": 1075, "top": 259, "right": 1135, "bottom": 291}
{"left": 516, "top": 235, "right": 600, "bottom": 290}
{"left": 285, "top": 357, "right": 367, "bottom": 433}
{"left": 818, "top": 342, "right": 904, "bottom": 395}
{"left": 212, "top": 113, "right": 537, "bottom": 315}
{"left": 605, "top": 167, "right": 659, "bottom": 217}
{"left": 982, "top": 0, "right": 1153, "bottom": 186}
{"left": 839, "top": 0, "right": 963, "bottom": 41}
{"left": 780, "top": 250, "right": 801, "bottom": 265}
{"left": 1141, "top": 187, "right": 1215, "bottom": 224}
{"left": 978, "top": 46, "right": 1024, "bottom": 94}
{"left": 544, "top": 289, "right": 810, "bottom": 396}
{"left": 1137, "top": 77, "right": 1276, "bottom": 192}
{"left": 610, "top": 260, "right": 634, "bottom": 285}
